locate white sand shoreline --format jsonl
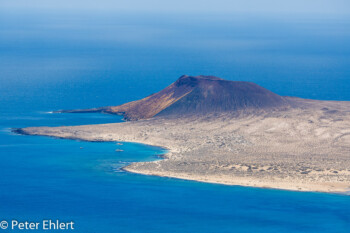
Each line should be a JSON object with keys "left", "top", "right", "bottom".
{"left": 15, "top": 98, "right": 350, "bottom": 194}
{"left": 15, "top": 129, "right": 349, "bottom": 194}
{"left": 123, "top": 165, "right": 350, "bottom": 194}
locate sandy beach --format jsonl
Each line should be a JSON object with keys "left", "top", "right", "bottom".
{"left": 16, "top": 97, "right": 350, "bottom": 194}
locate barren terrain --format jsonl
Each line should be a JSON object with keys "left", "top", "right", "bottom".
{"left": 17, "top": 98, "right": 350, "bottom": 193}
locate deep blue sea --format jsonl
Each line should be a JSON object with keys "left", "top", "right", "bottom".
{"left": 1, "top": 9, "right": 350, "bottom": 232}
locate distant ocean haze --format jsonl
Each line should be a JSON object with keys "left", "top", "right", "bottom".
{"left": 0, "top": 12, "right": 350, "bottom": 114}
{"left": 1, "top": 6, "right": 350, "bottom": 233}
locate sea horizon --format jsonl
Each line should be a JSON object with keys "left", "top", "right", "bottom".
{"left": 1, "top": 1, "right": 350, "bottom": 232}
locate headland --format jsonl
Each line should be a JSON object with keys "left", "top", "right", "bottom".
{"left": 15, "top": 75, "right": 350, "bottom": 193}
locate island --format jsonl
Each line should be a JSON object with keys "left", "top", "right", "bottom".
{"left": 14, "top": 75, "right": 350, "bottom": 193}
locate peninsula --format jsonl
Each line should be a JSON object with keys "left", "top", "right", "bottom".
{"left": 15, "top": 75, "right": 350, "bottom": 193}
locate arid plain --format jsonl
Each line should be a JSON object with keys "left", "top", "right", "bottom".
{"left": 17, "top": 98, "right": 350, "bottom": 193}
{"left": 16, "top": 76, "right": 350, "bottom": 193}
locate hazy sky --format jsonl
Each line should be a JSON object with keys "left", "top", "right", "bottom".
{"left": 1, "top": 0, "right": 350, "bottom": 102}
{"left": 1, "top": 0, "right": 350, "bottom": 16}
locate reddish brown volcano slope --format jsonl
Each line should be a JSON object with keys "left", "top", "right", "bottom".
{"left": 60, "top": 75, "right": 290, "bottom": 120}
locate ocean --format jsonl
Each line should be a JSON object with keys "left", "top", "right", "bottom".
{"left": 1, "top": 10, "right": 350, "bottom": 232}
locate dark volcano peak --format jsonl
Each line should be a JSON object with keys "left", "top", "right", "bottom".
{"left": 157, "top": 76, "right": 289, "bottom": 118}
{"left": 178, "top": 75, "right": 224, "bottom": 81}
{"left": 175, "top": 75, "right": 224, "bottom": 86}
{"left": 61, "top": 75, "right": 292, "bottom": 120}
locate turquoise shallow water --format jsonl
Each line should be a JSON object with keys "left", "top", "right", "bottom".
{"left": 1, "top": 8, "right": 350, "bottom": 233}
{"left": 0, "top": 111, "right": 350, "bottom": 232}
